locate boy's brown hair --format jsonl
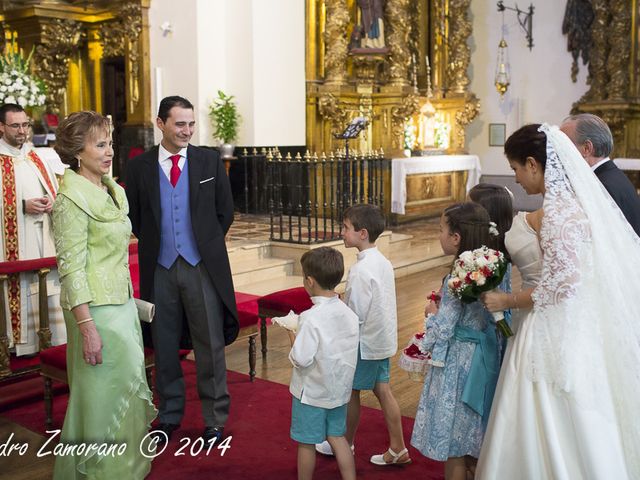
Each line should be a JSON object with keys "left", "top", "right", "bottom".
{"left": 300, "top": 247, "right": 344, "bottom": 290}
{"left": 343, "top": 204, "right": 385, "bottom": 242}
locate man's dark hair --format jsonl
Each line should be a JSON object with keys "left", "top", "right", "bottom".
{"left": 0, "top": 103, "right": 25, "bottom": 123}
{"left": 157, "top": 96, "right": 194, "bottom": 122}
{"left": 342, "top": 204, "right": 386, "bottom": 242}
{"left": 300, "top": 247, "right": 344, "bottom": 290}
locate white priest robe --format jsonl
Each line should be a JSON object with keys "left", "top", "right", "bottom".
{"left": 0, "top": 138, "right": 65, "bottom": 355}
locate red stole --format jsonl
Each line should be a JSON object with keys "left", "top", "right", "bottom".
{"left": 0, "top": 154, "right": 21, "bottom": 343}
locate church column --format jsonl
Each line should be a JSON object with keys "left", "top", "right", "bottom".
{"left": 386, "top": 0, "right": 411, "bottom": 88}
{"left": 447, "top": 0, "right": 472, "bottom": 95}
{"left": 323, "top": 0, "right": 349, "bottom": 87}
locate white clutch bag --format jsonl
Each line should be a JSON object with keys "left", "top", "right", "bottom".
{"left": 135, "top": 298, "right": 155, "bottom": 323}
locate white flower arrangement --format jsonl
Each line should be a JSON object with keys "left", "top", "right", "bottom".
{"left": 403, "top": 117, "right": 417, "bottom": 151}
{"left": 434, "top": 119, "right": 451, "bottom": 150}
{"left": 0, "top": 40, "right": 46, "bottom": 108}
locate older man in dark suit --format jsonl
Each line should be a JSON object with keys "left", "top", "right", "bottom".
{"left": 126, "top": 96, "right": 238, "bottom": 445}
{"left": 561, "top": 113, "right": 640, "bottom": 236}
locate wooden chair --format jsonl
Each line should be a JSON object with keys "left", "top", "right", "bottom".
{"left": 236, "top": 309, "right": 259, "bottom": 381}
{"left": 0, "top": 257, "right": 58, "bottom": 381}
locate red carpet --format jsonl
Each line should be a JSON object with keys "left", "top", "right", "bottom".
{"left": 2, "top": 360, "right": 444, "bottom": 479}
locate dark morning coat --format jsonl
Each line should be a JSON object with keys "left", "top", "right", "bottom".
{"left": 126, "top": 144, "right": 239, "bottom": 345}
{"left": 595, "top": 160, "right": 640, "bottom": 237}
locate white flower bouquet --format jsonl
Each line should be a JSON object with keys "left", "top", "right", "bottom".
{"left": 0, "top": 40, "right": 46, "bottom": 108}
{"left": 447, "top": 245, "right": 513, "bottom": 337}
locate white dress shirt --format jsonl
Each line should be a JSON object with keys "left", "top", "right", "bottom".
{"left": 289, "top": 295, "right": 359, "bottom": 409}
{"left": 345, "top": 247, "right": 398, "bottom": 360}
{"left": 591, "top": 157, "right": 610, "bottom": 172}
{"left": 158, "top": 143, "right": 187, "bottom": 180}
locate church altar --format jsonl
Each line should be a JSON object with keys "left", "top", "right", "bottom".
{"left": 391, "top": 155, "right": 481, "bottom": 218}
{"left": 614, "top": 158, "right": 640, "bottom": 170}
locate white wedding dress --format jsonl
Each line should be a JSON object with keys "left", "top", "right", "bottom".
{"left": 476, "top": 125, "right": 640, "bottom": 479}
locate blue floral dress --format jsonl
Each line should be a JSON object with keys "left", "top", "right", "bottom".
{"left": 410, "top": 273, "right": 506, "bottom": 461}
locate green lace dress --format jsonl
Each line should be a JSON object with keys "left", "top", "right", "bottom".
{"left": 52, "top": 169, "right": 156, "bottom": 479}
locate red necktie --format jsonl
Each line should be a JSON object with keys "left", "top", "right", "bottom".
{"left": 170, "top": 154, "right": 181, "bottom": 187}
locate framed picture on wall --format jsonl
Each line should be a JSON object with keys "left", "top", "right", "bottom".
{"left": 489, "top": 123, "right": 506, "bottom": 147}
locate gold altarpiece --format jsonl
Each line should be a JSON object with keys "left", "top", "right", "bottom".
{"left": 570, "top": 0, "right": 640, "bottom": 187}
{"left": 305, "top": 0, "right": 479, "bottom": 219}
{"left": 0, "top": 0, "right": 153, "bottom": 179}
{"left": 306, "top": 0, "right": 479, "bottom": 155}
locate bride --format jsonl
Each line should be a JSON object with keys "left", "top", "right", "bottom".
{"left": 476, "top": 124, "right": 640, "bottom": 479}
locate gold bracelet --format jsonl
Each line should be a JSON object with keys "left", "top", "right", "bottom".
{"left": 76, "top": 317, "right": 93, "bottom": 326}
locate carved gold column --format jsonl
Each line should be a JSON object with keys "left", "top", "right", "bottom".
{"left": 32, "top": 19, "right": 83, "bottom": 114}
{"left": 431, "top": 0, "right": 448, "bottom": 94}
{"left": 323, "top": 0, "right": 349, "bottom": 86}
{"left": 607, "top": 0, "right": 630, "bottom": 100}
{"left": 581, "top": 0, "right": 608, "bottom": 102}
{"left": 447, "top": 0, "right": 471, "bottom": 94}
{"left": 386, "top": 0, "right": 411, "bottom": 87}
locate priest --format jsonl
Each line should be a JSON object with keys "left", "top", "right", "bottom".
{"left": 0, "top": 103, "right": 65, "bottom": 355}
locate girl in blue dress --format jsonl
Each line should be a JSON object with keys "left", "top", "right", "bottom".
{"left": 410, "top": 202, "right": 500, "bottom": 480}
{"left": 469, "top": 183, "right": 514, "bottom": 362}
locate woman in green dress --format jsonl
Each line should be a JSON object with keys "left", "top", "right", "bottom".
{"left": 51, "top": 111, "right": 156, "bottom": 479}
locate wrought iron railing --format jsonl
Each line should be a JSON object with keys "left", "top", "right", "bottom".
{"left": 237, "top": 148, "right": 390, "bottom": 244}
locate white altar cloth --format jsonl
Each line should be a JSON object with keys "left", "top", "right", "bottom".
{"left": 613, "top": 158, "right": 640, "bottom": 171}
{"left": 391, "top": 155, "right": 481, "bottom": 214}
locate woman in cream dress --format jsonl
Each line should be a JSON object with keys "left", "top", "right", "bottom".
{"left": 477, "top": 124, "right": 640, "bottom": 479}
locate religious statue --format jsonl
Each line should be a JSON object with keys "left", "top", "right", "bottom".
{"left": 355, "top": 0, "right": 386, "bottom": 50}
{"left": 418, "top": 100, "right": 437, "bottom": 149}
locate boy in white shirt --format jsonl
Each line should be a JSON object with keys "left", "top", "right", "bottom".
{"left": 289, "top": 247, "right": 359, "bottom": 480}
{"left": 316, "top": 204, "right": 411, "bottom": 466}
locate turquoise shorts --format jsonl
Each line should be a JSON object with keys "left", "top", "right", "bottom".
{"left": 352, "top": 349, "right": 390, "bottom": 391}
{"left": 290, "top": 397, "right": 347, "bottom": 444}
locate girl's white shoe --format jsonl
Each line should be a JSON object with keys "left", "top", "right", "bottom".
{"left": 370, "top": 447, "right": 411, "bottom": 466}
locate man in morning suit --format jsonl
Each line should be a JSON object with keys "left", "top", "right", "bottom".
{"left": 561, "top": 113, "right": 640, "bottom": 236}
{"left": 126, "top": 96, "right": 239, "bottom": 445}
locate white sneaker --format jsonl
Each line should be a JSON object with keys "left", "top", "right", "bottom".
{"left": 315, "top": 440, "right": 334, "bottom": 456}
{"left": 315, "top": 441, "right": 354, "bottom": 456}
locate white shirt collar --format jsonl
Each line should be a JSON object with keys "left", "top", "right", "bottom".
{"left": 591, "top": 157, "right": 610, "bottom": 172}
{"left": 0, "top": 137, "right": 28, "bottom": 157}
{"left": 357, "top": 246, "right": 379, "bottom": 260}
{"left": 311, "top": 295, "right": 339, "bottom": 305}
{"left": 158, "top": 143, "right": 187, "bottom": 163}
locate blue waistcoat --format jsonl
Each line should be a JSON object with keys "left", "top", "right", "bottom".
{"left": 158, "top": 161, "right": 201, "bottom": 269}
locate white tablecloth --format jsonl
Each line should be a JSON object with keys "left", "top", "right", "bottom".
{"left": 391, "top": 155, "right": 481, "bottom": 214}
{"left": 613, "top": 158, "right": 640, "bottom": 171}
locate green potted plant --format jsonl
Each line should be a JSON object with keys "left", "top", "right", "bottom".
{"left": 209, "top": 90, "right": 240, "bottom": 159}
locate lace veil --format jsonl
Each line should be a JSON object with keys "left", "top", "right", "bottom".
{"left": 529, "top": 124, "right": 640, "bottom": 471}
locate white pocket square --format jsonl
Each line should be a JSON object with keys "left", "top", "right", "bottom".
{"left": 200, "top": 176, "right": 215, "bottom": 184}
